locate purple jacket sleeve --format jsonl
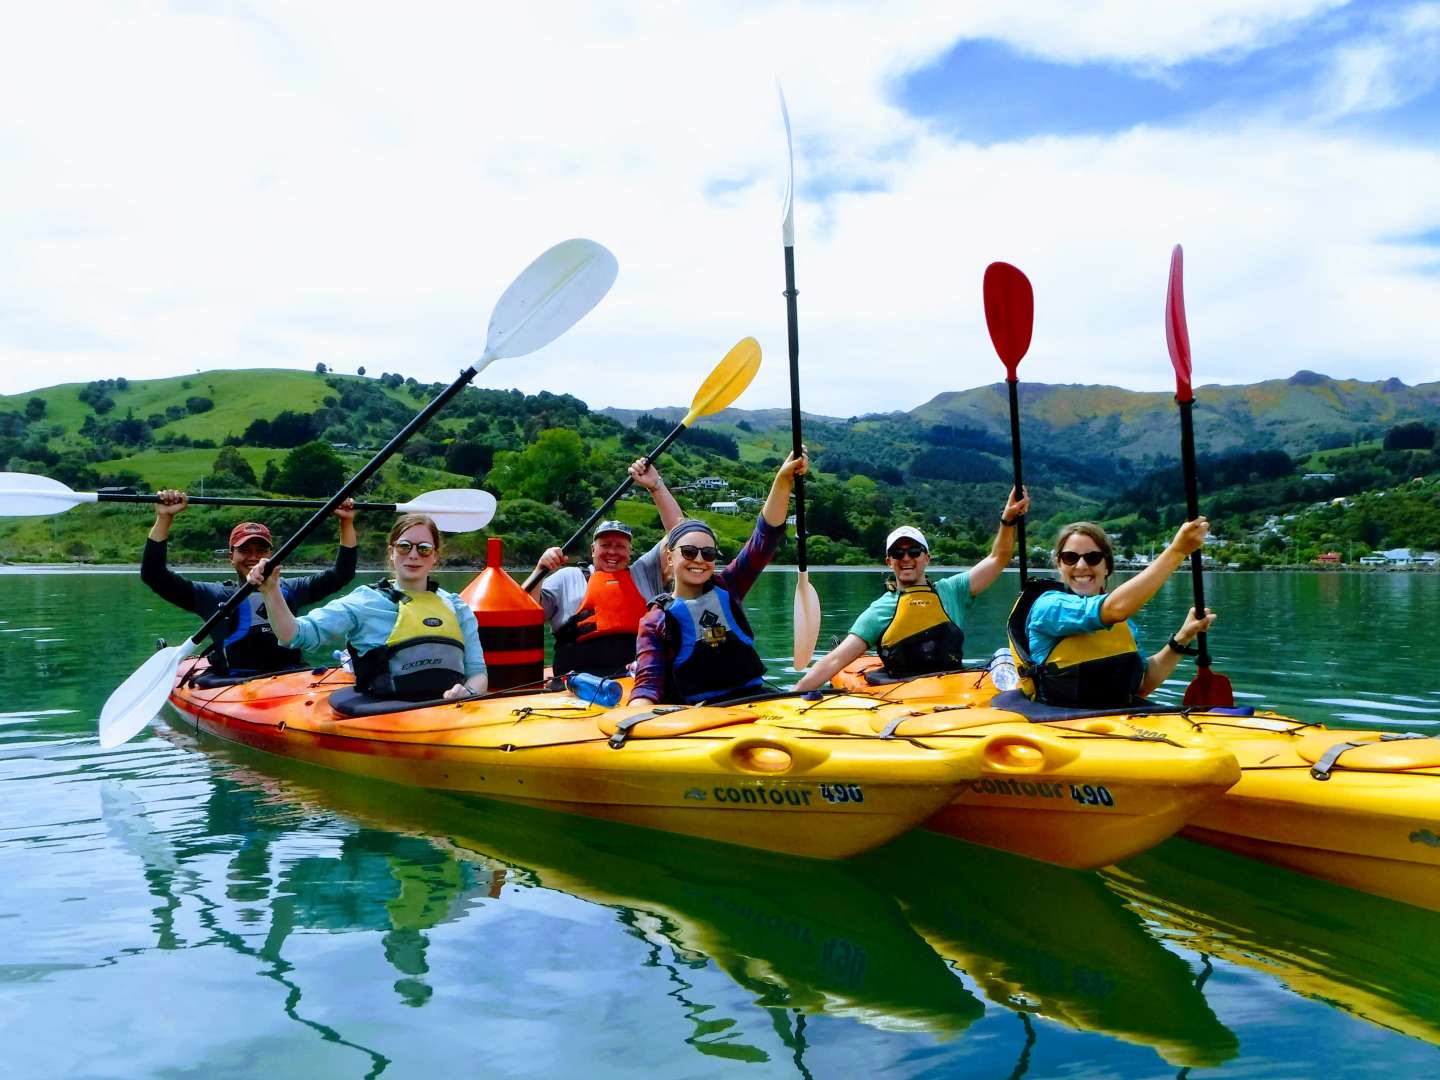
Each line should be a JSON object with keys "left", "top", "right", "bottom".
{"left": 713, "top": 516, "right": 785, "bottom": 602}
{"left": 628, "top": 608, "right": 670, "bottom": 704}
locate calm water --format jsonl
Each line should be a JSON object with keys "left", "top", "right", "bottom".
{"left": 3, "top": 566, "right": 1439, "bottom": 1078}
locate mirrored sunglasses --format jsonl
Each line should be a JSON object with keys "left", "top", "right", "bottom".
{"left": 677, "top": 544, "right": 720, "bottom": 563}
{"left": 393, "top": 539, "right": 436, "bottom": 557}
{"left": 1058, "top": 550, "right": 1106, "bottom": 567}
{"left": 887, "top": 544, "right": 926, "bottom": 560}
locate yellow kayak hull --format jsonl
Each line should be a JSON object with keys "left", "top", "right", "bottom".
{"left": 1180, "top": 714, "right": 1440, "bottom": 912}
{"left": 753, "top": 693, "right": 1241, "bottom": 869}
{"left": 166, "top": 664, "right": 988, "bottom": 860}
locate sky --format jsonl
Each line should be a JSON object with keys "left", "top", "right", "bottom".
{"left": 3, "top": 1, "right": 1440, "bottom": 418}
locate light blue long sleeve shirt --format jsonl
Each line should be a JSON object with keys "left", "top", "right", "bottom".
{"left": 1026, "top": 590, "right": 1143, "bottom": 666}
{"left": 280, "top": 582, "right": 486, "bottom": 678}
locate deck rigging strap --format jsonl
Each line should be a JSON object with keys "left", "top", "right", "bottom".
{"left": 1309, "top": 732, "right": 1428, "bottom": 780}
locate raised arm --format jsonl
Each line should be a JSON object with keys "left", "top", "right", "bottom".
{"left": 1099, "top": 518, "right": 1209, "bottom": 625}
{"left": 631, "top": 459, "right": 684, "bottom": 532}
{"left": 968, "top": 487, "right": 1030, "bottom": 597}
{"left": 763, "top": 449, "right": 809, "bottom": 527}
{"left": 1139, "top": 605, "right": 1218, "bottom": 695}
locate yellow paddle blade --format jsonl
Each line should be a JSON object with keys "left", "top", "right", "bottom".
{"left": 793, "top": 570, "right": 821, "bottom": 670}
{"left": 680, "top": 336, "right": 761, "bottom": 427}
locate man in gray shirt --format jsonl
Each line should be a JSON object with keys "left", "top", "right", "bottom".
{"left": 527, "top": 459, "right": 685, "bottom": 676}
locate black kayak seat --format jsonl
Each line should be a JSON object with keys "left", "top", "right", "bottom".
{"left": 328, "top": 686, "right": 453, "bottom": 718}
{"left": 185, "top": 665, "right": 311, "bottom": 690}
{"left": 989, "top": 688, "right": 1175, "bottom": 723}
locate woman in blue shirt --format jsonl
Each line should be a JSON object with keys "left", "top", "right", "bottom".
{"left": 249, "top": 514, "right": 487, "bottom": 702}
{"left": 1018, "top": 519, "right": 1214, "bottom": 707}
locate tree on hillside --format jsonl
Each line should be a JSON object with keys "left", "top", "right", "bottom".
{"left": 1383, "top": 421, "right": 1436, "bottom": 451}
{"left": 186, "top": 395, "right": 214, "bottom": 415}
{"left": 212, "top": 446, "right": 257, "bottom": 486}
{"left": 315, "top": 362, "right": 328, "bottom": 373}
{"left": 487, "top": 428, "right": 587, "bottom": 509}
{"left": 270, "top": 441, "right": 347, "bottom": 496}
{"left": 357, "top": 366, "right": 366, "bottom": 377}
{"left": 25, "top": 397, "right": 45, "bottom": 421}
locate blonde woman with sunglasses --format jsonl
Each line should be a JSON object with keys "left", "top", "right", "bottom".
{"left": 249, "top": 514, "right": 487, "bottom": 702}
{"left": 628, "top": 451, "right": 808, "bottom": 707}
{"left": 1008, "top": 519, "right": 1215, "bottom": 708}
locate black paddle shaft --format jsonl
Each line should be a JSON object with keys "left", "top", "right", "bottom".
{"left": 784, "top": 244, "right": 807, "bottom": 573}
{"left": 1177, "top": 397, "right": 1213, "bottom": 668}
{"left": 188, "top": 364, "right": 480, "bottom": 645}
{"left": 97, "top": 492, "right": 409, "bottom": 512}
{"left": 1006, "top": 378, "right": 1027, "bottom": 584}
{"left": 519, "top": 420, "right": 691, "bottom": 593}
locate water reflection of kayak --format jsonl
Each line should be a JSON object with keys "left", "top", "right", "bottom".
{"left": 1102, "top": 837, "right": 1440, "bottom": 1047}
{"left": 176, "top": 739, "right": 986, "bottom": 1047}
{"left": 862, "top": 832, "right": 1238, "bottom": 1069}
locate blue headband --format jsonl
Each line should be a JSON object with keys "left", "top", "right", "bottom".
{"left": 666, "top": 518, "right": 717, "bottom": 548}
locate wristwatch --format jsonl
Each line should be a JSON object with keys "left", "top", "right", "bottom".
{"left": 1000, "top": 514, "right": 1019, "bottom": 527}
{"left": 1166, "top": 636, "right": 1198, "bottom": 655}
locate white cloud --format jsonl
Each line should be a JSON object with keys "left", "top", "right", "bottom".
{"left": 2, "top": 1, "right": 1439, "bottom": 419}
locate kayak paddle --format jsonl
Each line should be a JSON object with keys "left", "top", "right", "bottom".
{"left": 779, "top": 82, "right": 820, "bottom": 671}
{"left": 0, "top": 473, "right": 498, "bottom": 534}
{"left": 98, "top": 237, "right": 618, "bottom": 749}
{"left": 983, "top": 261, "right": 1034, "bottom": 585}
{"left": 1166, "top": 244, "right": 1234, "bottom": 709}
{"left": 520, "top": 335, "right": 761, "bottom": 592}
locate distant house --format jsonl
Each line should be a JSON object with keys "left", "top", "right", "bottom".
{"left": 1416, "top": 552, "right": 1439, "bottom": 567}
{"left": 694, "top": 477, "right": 727, "bottom": 490}
{"left": 708, "top": 501, "right": 740, "bottom": 514}
{"left": 1382, "top": 548, "right": 1414, "bottom": 565}
{"left": 1359, "top": 555, "right": 1388, "bottom": 566}
{"left": 1314, "top": 552, "right": 1341, "bottom": 564}
{"left": 1303, "top": 472, "right": 1336, "bottom": 481}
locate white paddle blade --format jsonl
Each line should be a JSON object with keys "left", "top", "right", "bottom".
{"left": 793, "top": 571, "right": 821, "bottom": 670}
{"left": 483, "top": 239, "right": 618, "bottom": 364}
{"left": 98, "top": 640, "right": 195, "bottom": 749}
{"left": 0, "top": 472, "right": 94, "bottom": 517}
{"left": 396, "top": 488, "right": 498, "bottom": 533}
{"left": 778, "top": 81, "right": 795, "bottom": 247}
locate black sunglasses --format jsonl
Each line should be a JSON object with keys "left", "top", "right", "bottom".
{"left": 1058, "top": 550, "right": 1106, "bottom": 567}
{"left": 677, "top": 544, "right": 720, "bottom": 562}
{"left": 888, "top": 545, "right": 926, "bottom": 560}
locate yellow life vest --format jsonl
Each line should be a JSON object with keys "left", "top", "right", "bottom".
{"left": 877, "top": 584, "right": 966, "bottom": 677}
{"left": 353, "top": 583, "right": 467, "bottom": 701}
{"left": 1007, "top": 580, "right": 1145, "bottom": 707}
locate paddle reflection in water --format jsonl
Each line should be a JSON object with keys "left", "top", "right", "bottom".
{"left": 116, "top": 726, "right": 982, "bottom": 1072}
{"left": 1103, "top": 838, "right": 1440, "bottom": 1049}
{"left": 860, "top": 833, "right": 1238, "bottom": 1072}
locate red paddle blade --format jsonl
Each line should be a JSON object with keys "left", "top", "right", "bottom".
{"left": 1183, "top": 666, "right": 1234, "bottom": 709}
{"left": 1166, "top": 244, "right": 1193, "bottom": 403}
{"left": 983, "top": 262, "right": 1034, "bottom": 380}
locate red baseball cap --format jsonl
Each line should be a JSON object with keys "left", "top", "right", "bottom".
{"left": 228, "top": 522, "right": 273, "bottom": 548}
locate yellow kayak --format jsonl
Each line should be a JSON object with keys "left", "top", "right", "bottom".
{"left": 1178, "top": 712, "right": 1440, "bottom": 912}
{"left": 166, "top": 661, "right": 995, "bottom": 860}
{"left": 830, "top": 658, "right": 1440, "bottom": 904}
{"left": 752, "top": 691, "right": 1240, "bottom": 869}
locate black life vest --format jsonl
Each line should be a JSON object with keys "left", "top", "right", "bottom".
{"left": 207, "top": 587, "right": 304, "bottom": 675}
{"left": 1007, "top": 579, "right": 1145, "bottom": 708}
{"left": 351, "top": 581, "right": 467, "bottom": 701}
{"left": 552, "top": 566, "right": 649, "bottom": 677}
{"left": 654, "top": 586, "right": 766, "bottom": 704}
{"left": 877, "top": 583, "right": 966, "bottom": 677}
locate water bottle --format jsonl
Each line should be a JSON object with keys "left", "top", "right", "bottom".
{"left": 565, "top": 671, "right": 624, "bottom": 708}
{"left": 988, "top": 648, "right": 1020, "bottom": 692}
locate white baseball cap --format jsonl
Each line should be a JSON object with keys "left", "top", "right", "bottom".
{"left": 885, "top": 526, "right": 929, "bottom": 553}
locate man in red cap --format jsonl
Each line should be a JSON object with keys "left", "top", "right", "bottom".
{"left": 141, "top": 490, "right": 358, "bottom": 678}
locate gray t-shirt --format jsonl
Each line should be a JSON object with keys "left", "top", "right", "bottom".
{"left": 537, "top": 540, "right": 666, "bottom": 632}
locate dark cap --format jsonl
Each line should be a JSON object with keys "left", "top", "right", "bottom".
{"left": 229, "top": 522, "right": 272, "bottom": 548}
{"left": 594, "top": 520, "right": 633, "bottom": 539}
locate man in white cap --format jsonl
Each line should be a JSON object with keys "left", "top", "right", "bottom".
{"left": 527, "top": 459, "right": 685, "bottom": 677}
{"left": 793, "top": 488, "right": 1029, "bottom": 691}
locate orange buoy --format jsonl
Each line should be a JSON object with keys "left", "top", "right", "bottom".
{"left": 460, "top": 537, "right": 545, "bottom": 691}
